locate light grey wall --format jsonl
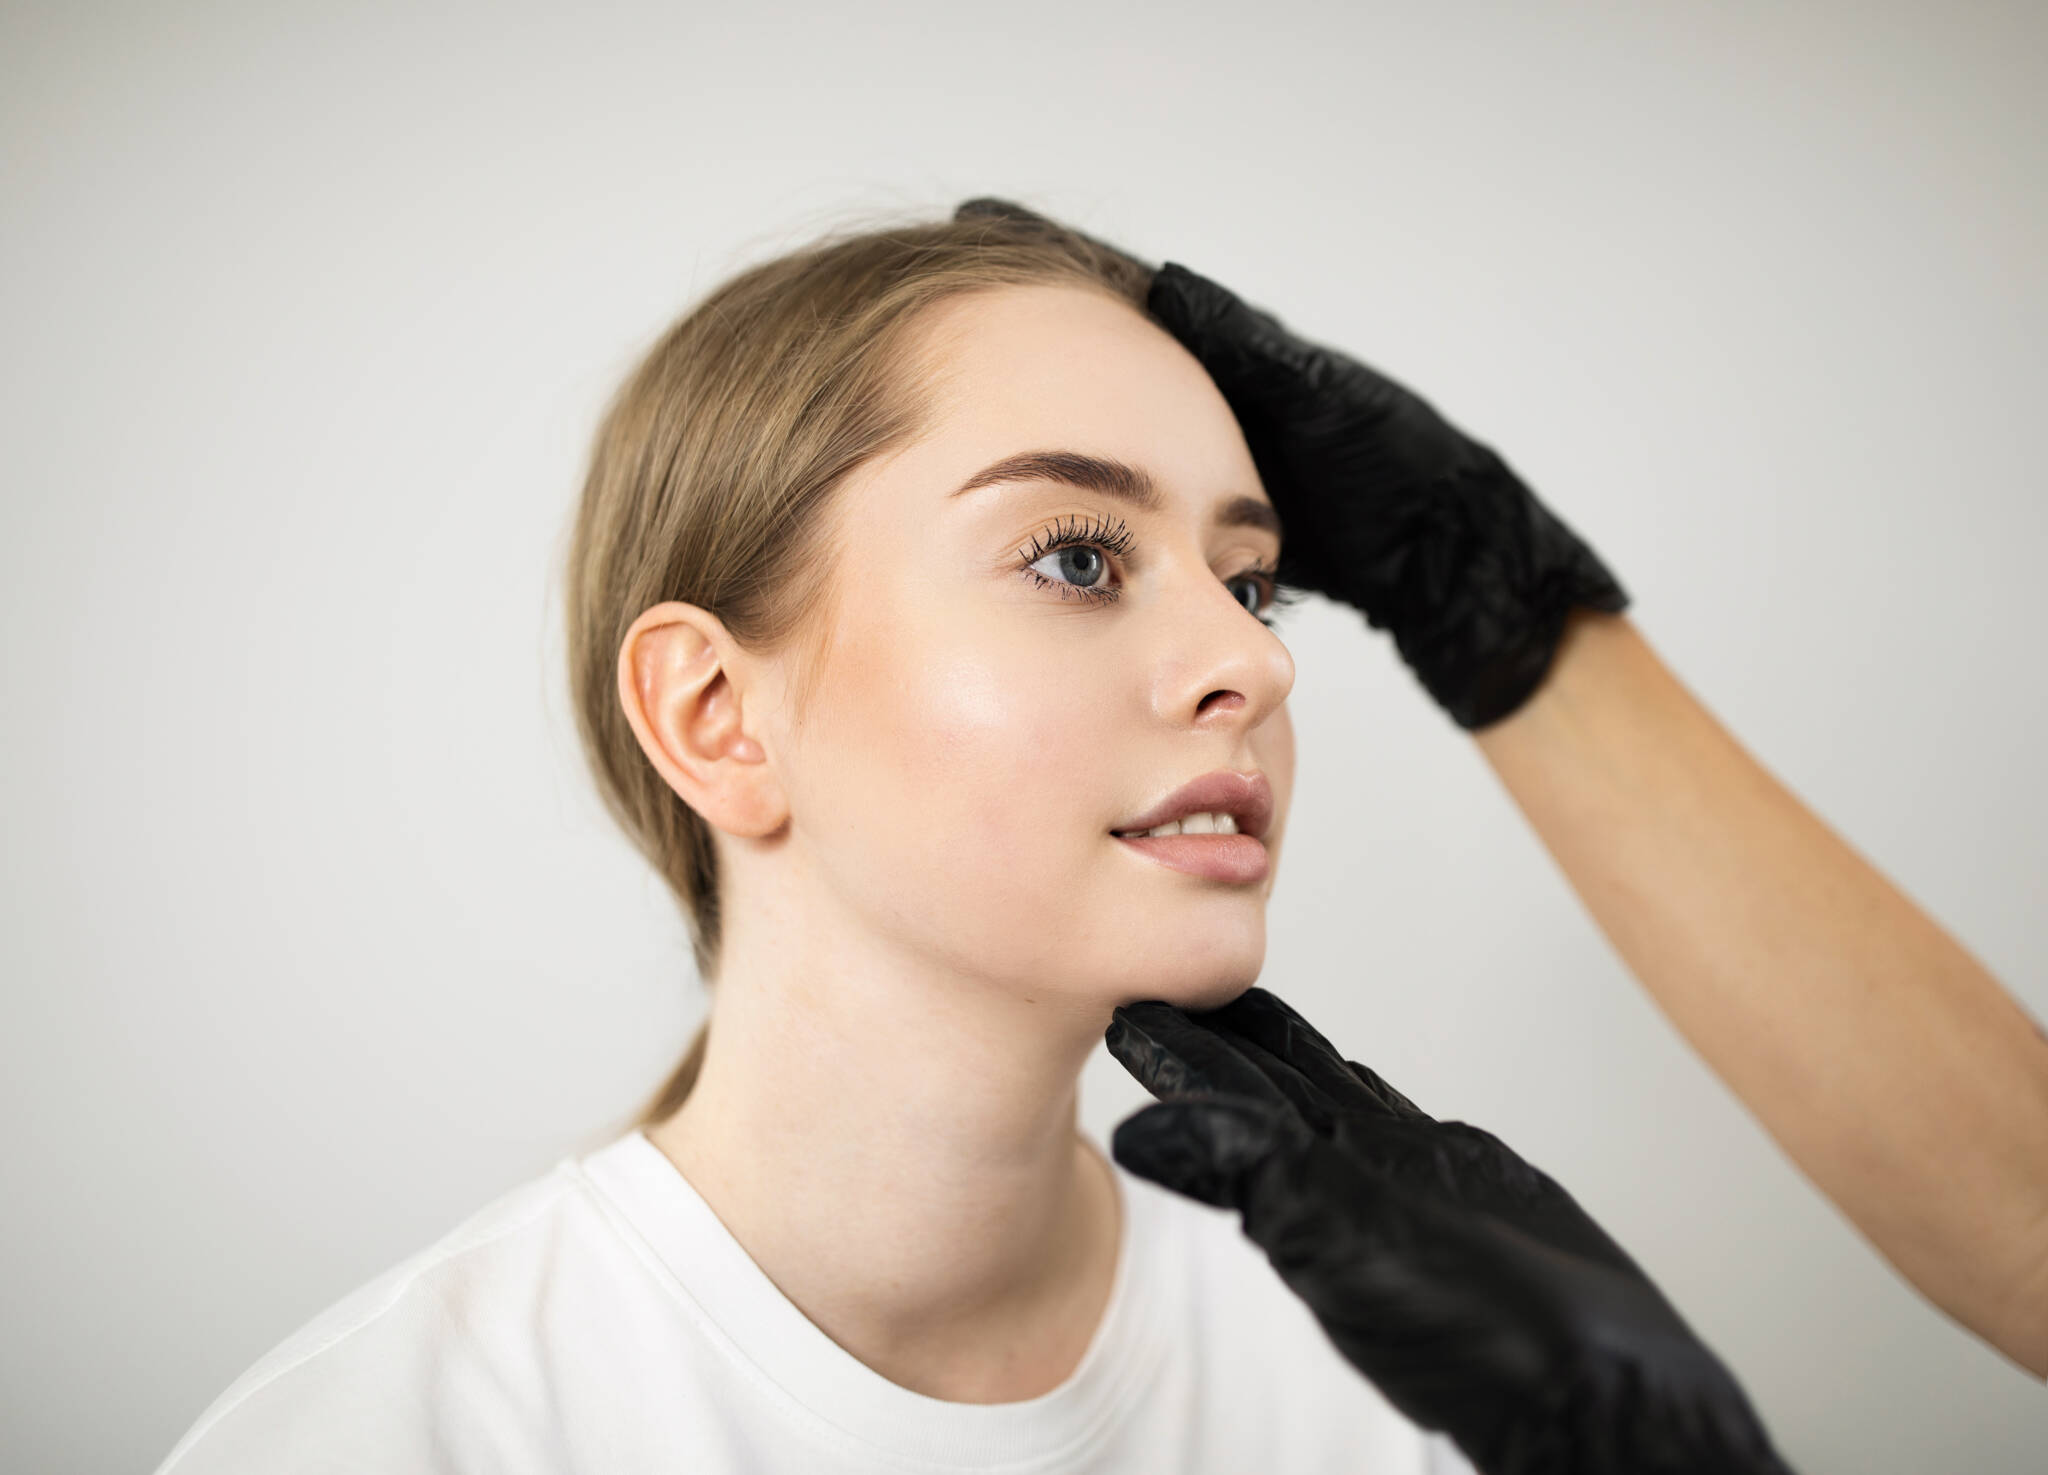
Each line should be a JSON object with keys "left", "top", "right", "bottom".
{"left": 4, "top": 1, "right": 2042, "bottom": 1469}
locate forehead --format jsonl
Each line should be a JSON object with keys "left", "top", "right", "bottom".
{"left": 900, "top": 283, "right": 1261, "bottom": 503}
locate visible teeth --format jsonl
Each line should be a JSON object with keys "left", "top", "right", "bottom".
{"left": 1117, "top": 811, "right": 1239, "bottom": 839}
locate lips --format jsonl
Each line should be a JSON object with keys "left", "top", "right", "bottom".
{"left": 1111, "top": 769, "right": 1274, "bottom": 842}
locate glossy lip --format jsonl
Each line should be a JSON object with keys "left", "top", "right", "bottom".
{"left": 1110, "top": 769, "right": 1274, "bottom": 842}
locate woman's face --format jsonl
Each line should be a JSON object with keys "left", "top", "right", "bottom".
{"left": 757, "top": 282, "right": 1296, "bottom": 1017}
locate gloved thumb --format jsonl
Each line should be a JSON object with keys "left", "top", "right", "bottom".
{"left": 1110, "top": 1096, "right": 1299, "bottom": 1212}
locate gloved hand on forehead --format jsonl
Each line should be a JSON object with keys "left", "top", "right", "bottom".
{"left": 953, "top": 196, "right": 1631, "bottom": 732}
{"left": 1104, "top": 986, "right": 1797, "bottom": 1475}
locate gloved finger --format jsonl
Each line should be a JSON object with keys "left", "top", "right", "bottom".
{"left": 1143, "top": 263, "right": 1378, "bottom": 608}
{"left": 953, "top": 195, "right": 1041, "bottom": 223}
{"left": 1323, "top": 1112, "right": 1528, "bottom": 1212}
{"left": 1315, "top": 1110, "right": 1649, "bottom": 1278}
{"left": 1340, "top": 1059, "right": 1431, "bottom": 1122}
{"left": 1166, "top": 1010, "right": 1485, "bottom": 1210}
{"left": 1166, "top": 1007, "right": 1350, "bottom": 1140}
{"left": 1147, "top": 260, "right": 1289, "bottom": 343}
{"left": 1207, "top": 987, "right": 1434, "bottom": 1123}
{"left": 1110, "top": 1095, "right": 1301, "bottom": 1211}
{"left": 1106, "top": 1000, "right": 1297, "bottom": 1113}
{"left": 951, "top": 196, "right": 1158, "bottom": 275}
{"left": 1150, "top": 262, "right": 1478, "bottom": 496}
{"left": 1146, "top": 262, "right": 1312, "bottom": 413}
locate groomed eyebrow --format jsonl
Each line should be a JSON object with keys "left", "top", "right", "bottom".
{"left": 948, "top": 449, "right": 1282, "bottom": 539}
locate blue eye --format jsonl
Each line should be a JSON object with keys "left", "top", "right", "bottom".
{"left": 1016, "top": 513, "right": 1134, "bottom": 607}
{"left": 1024, "top": 542, "right": 1113, "bottom": 596}
{"left": 1015, "top": 513, "right": 1303, "bottom": 628}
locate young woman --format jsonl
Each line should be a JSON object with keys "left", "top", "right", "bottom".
{"left": 154, "top": 207, "right": 1485, "bottom": 1472}
{"left": 157, "top": 196, "right": 2043, "bottom": 1472}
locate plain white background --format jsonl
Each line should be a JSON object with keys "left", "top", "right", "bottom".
{"left": 4, "top": 1, "right": 2044, "bottom": 1469}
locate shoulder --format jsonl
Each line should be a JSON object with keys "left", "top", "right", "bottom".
{"left": 156, "top": 1159, "right": 599, "bottom": 1475}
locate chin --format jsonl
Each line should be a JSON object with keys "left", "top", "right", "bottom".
{"left": 1198, "top": 976, "right": 1260, "bottom": 1012}
{"left": 1129, "top": 975, "right": 1258, "bottom": 1015}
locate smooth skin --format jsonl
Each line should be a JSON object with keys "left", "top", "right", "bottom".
{"left": 617, "top": 283, "right": 1296, "bottom": 1402}
{"left": 1473, "top": 605, "right": 2048, "bottom": 1380}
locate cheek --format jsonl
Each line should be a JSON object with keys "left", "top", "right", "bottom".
{"left": 1254, "top": 701, "right": 1296, "bottom": 863}
{"left": 795, "top": 595, "right": 1275, "bottom": 1002}
{"left": 891, "top": 639, "right": 1102, "bottom": 853}
{"left": 1264, "top": 703, "right": 1296, "bottom": 810}
{"left": 805, "top": 608, "right": 1119, "bottom": 956}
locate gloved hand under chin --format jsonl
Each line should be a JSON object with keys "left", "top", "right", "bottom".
{"left": 953, "top": 195, "right": 1631, "bottom": 732}
{"left": 1104, "top": 986, "right": 1797, "bottom": 1475}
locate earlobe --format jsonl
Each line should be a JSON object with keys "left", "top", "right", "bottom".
{"left": 616, "top": 602, "right": 783, "bottom": 838}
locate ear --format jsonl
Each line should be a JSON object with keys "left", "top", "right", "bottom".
{"left": 616, "top": 601, "right": 787, "bottom": 839}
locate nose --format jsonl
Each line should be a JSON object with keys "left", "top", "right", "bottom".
{"left": 1159, "top": 560, "right": 1295, "bottom": 730}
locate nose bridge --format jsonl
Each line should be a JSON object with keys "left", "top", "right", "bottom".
{"left": 1150, "top": 542, "right": 1295, "bottom": 726}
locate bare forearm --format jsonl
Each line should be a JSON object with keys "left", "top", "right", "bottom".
{"left": 1471, "top": 607, "right": 2048, "bottom": 1378}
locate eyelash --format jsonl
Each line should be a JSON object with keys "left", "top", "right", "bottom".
{"left": 1015, "top": 512, "right": 1307, "bottom": 629}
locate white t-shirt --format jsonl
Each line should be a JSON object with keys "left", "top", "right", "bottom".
{"left": 157, "top": 1129, "right": 1479, "bottom": 1474}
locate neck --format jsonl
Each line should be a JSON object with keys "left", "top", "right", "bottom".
{"left": 643, "top": 902, "right": 1123, "bottom": 1401}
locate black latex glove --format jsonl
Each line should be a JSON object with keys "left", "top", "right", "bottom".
{"left": 952, "top": 196, "right": 1630, "bottom": 732}
{"left": 1105, "top": 987, "right": 1797, "bottom": 1475}
{"left": 1143, "top": 263, "right": 1631, "bottom": 731}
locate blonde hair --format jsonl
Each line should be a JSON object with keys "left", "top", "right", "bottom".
{"left": 559, "top": 201, "right": 1152, "bottom": 1127}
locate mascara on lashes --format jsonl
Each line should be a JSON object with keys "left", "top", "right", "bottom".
{"left": 1013, "top": 511, "right": 1301, "bottom": 628}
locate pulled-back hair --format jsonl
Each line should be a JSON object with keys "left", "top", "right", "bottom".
{"left": 558, "top": 201, "right": 1153, "bottom": 1124}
